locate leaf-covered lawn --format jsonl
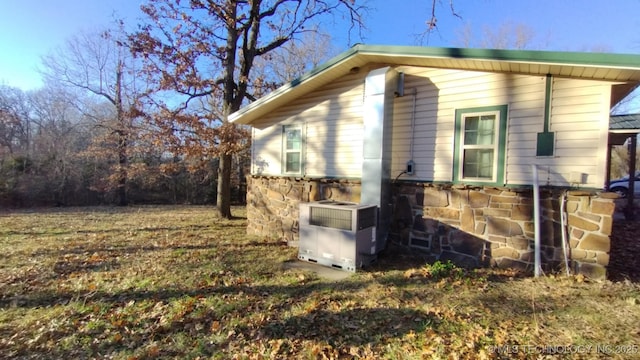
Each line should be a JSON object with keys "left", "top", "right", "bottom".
{"left": 1, "top": 206, "right": 639, "bottom": 359}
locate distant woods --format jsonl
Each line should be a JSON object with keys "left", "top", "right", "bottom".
{"left": 0, "top": 82, "right": 239, "bottom": 207}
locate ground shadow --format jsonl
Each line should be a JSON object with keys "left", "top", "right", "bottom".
{"left": 254, "top": 307, "right": 434, "bottom": 347}
{"left": 608, "top": 219, "right": 640, "bottom": 282}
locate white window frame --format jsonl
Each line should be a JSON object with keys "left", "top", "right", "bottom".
{"left": 459, "top": 111, "right": 500, "bottom": 182}
{"left": 282, "top": 125, "right": 303, "bottom": 174}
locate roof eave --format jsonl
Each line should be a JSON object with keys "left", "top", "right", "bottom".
{"left": 230, "top": 45, "right": 640, "bottom": 126}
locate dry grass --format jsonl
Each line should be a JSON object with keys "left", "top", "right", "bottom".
{"left": 0, "top": 206, "right": 639, "bottom": 359}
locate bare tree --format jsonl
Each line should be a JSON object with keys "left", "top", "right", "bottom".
{"left": 256, "top": 31, "right": 337, "bottom": 87}
{"left": 41, "top": 28, "right": 145, "bottom": 206}
{"left": 455, "top": 21, "right": 538, "bottom": 50}
{"left": 0, "top": 85, "right": 31, "bottom": 156}
{"left": 130, "top": 0, "right": 367, "bottom": 219}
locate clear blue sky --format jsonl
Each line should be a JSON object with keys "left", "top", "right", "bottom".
{"left": 1, "top": 0, "right": 639, "bottom": 91}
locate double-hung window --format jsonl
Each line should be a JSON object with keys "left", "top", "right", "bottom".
{"left": 283, "top": 125, "right": 302, "bottom": 174}
{"left": 453, "top": 105, "right": 507, "bottom": 184}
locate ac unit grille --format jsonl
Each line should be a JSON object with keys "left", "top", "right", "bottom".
{"left": 357, "top": 206, "right": 377, "bottom": 230}
{"left": 310, "top": 207, "right": 352, "bottom": 230}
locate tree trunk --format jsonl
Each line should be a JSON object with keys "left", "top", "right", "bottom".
{"left": 217, "top": 153, "right": 232, "bottom": 218}
{"left": 115, "top": 60, "right": 128, "bottom": 207}
{"left": 117, "top": 137, "right": 127, "bottom": 206}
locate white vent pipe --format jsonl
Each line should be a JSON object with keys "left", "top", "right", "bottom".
{"left": 532, "top": 164, "right": 542, "bottom": 277}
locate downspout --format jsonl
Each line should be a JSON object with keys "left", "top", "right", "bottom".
{"left": 560, "top": 190, "right": 570, "bottom": 276}
{"left": 532, "top": 164, "right": 542, "bottom": 277}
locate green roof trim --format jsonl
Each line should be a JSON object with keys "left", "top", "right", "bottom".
{"left": 230, "top": 44, "right": 640, "bottom": 126}
{"left": 353, "top": 44, "right": 640, "bottom": 68}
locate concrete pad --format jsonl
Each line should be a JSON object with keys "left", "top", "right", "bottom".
{"left": 283, "top": 260, "right": 353, "bottom": 281}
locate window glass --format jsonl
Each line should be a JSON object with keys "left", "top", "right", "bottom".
{"left": 286, "top": 129, "right": 301, "bottom": 150}
{"left": 285, "top": 152, "right": 300, "bottom": 173}
{"left": 454, "top": 106, "right": 506, "bottom": 184}
{"left": 283, "top": 126, "right": 302, "bottom": 174}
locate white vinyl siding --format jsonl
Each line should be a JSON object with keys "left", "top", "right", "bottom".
{"left": 253, "top": 64, "right": 613, "bottom": 189}
{"left": 391, "top": 67, "right": 612, "bottom": 188}
{"left": 251, "top": 71, "right": 365, "bottom": 177}
{"left": 391, "top": 68, "right": 545, "bottom": 183}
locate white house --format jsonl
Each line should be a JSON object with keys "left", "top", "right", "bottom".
{"left": 230, "top": 45, "right": 640, "bottom": 278}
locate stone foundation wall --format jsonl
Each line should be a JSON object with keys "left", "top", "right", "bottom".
{"left": 391, "top": 183, "right": 615, "bottom": 279}
{"left": 247, "top": 176, "right": 615, "bottom": 279}
{"left": 246, "top": 176, "right": 360, "bottom": 243}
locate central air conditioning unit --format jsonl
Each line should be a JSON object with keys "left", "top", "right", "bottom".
{"left": 298, "top": 200, "right": 378, "bottom": 272}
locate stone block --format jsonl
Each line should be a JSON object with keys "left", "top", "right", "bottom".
{"left": 519, "top": 251, "right": 534, "bottom": 262}
{"left": 450, "top": 189, "right": 467, "bottom": 208}
{"left": 566, "top": 201, "right": 579, "bottom": 213}
{"left": 524, "top": 221, "right": 534, "bottom": 233}
{"left": 487, "top": 218, "right": 523, "bottom": 237}
{"left": 512, "top": 205, "right": 533, "bottom": 220}
{"left": 425, "top": 207, "right": 460, "bottom": 220}
{"left": 568, "top": 214, "right": 599, "bottom": 232}
{"left": 596, "top": 252, "right": 610, "bottom": 266}
{"left": 570, "top": 239, "right": 579, "bottom": 248}
{"left": 475, "top": 222, "right": 486, "bottom": 235}
{"left": 591, "top": 200, "right": 615, "bottom": 215}
{"left": 572, "top": 248, "right": 588, "bottom": 260}
{"left": 601, "top": 216, "right": 612, "bottom": 236}
{"left": 469, "top": 191, "right": 491, "bottom": 208}
{"left": 423, "top": 188, "right": 449, "bottom": 207}
{"left": 491, "top": 247, "right": 519, "bottom": 259}
{"left": 461, "top": 206, "right": 474, "bottom": 232}
{"left": 450, "top": 232, "right": 484, "bottom": 257}
{"left": 309, "top": 183, "right": 321, "bottom": 201}
{"left": 577, "top": 233, "right": 610, "bottom": 252}
{"left": 507, "top": 236, "right": 530, "bottom": 250}
{"left": 571, "top": 228, "right": 585, "bottom": 240}
{"left": 491, "top": 195, "right": 519, "bottom": 205}
{"left": 424, "top": 218, "right": 442, "bottom": 234}
{"left": 598, "top": 192, "right": 619, "bottom": 199}
{"left": 484, "top": 188, "right": 503, "bottom": 195}
{"left": 577, "top": 211, "right": 601, "bottom": 223}
{"left": 488, "top": 235, "right": 506, "bottom": 243}
{"left": 483, "top": 208, "right": 511, "bottom": 217}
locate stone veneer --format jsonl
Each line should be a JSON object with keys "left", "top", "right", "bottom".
{"left": 246, "top": 176, "right": 361, "bottom": 243}
{"left": 391, "top": 183, "right": 615, "bottom": 279}
{"left": 247, "top": 176, "right": 616, "bottom": 279}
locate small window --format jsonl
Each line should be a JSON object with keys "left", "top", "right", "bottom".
{"left": 283, "top": 125, "right": 302, "bottom": 174}
{"left": 453, "top": 105, "right": 507, "bottom": 184}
